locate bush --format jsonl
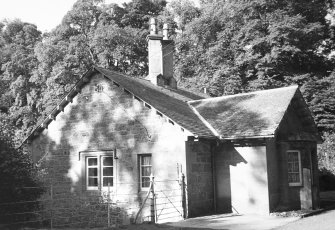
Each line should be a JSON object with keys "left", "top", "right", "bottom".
{"left": 318, "top": 133, "right": 335, "bottom": 172}
{"left": 318, "top": 132, "right": 335, "bottom": 191}
{"left": 319, "top": 168, "right": 335, "bottom": 191}
{"left": 0, "top": 123, "right": 44, "bottom": 226}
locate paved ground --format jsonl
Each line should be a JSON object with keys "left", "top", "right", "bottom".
{"left": 17, "top": 209, "right": 335, "bottom": 230}
{"left": 124, "top": 191, "right": 335, "bottom": 230}
{"left": 271, "top": 191, "right": 335, "bottom": 230}
{"left": 119, "top": 213, "right": 299, "bottom": 230}
{"left": 164, "top": 213, "right": 299, "bottom": 230}
{"left": 15, "top": 191, "right": 335, "bottom": 230}
{"left": 273, "top": 209, "right": 335, "bottom": 230}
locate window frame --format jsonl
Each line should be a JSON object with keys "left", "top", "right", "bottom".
{"left": 139, "top": 154, "right": 152, "bottom": 191}
{"left": 287, "top": 150, "right": 302, "bottom": 187}
{"left": 81, "top": 151, "right": 114, "bottom": 191}
{"left": 101, "top": 155, "right": 114, "bottom": 188}
{"left": 86, "top": 156, "right": 99, "bottom": 190}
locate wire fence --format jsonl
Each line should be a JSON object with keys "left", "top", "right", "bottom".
{"left": 0, "top": 175, "right": 187, "bottom": 229}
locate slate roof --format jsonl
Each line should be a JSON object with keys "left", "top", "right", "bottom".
{"left": 188, "top": 86, "right": 299, "bottom": 139}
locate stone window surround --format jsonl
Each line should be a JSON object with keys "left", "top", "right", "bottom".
{"left": 138, "top": 154, "right": 152, "bottom": 191}
{"left": 80, "top": 150, "right": 115, "bottom": 191}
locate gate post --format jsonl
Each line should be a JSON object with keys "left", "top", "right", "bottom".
{"left": 107, "top": 183, "right": 111, "bottom": 228}
{"left": 50, "top": 184, "right": 53, "bottom": 230}
{"left": 181, "top": 173, "right": 187, "bottom": 219}
{"left": 150, "top": 174, "right": 156, "bottom": 223}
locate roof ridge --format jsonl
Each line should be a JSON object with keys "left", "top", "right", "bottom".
{"left": 97, "top": 67, "right": 206, "bottom": 101}
{"left": 187, "top": 101, "right": 220, "bottom": 137}
{"left": 272, "top": 87, "right": 298, "bottom": 137}
{"left": 189, "top": 85, "right": 299, "bottom": 103}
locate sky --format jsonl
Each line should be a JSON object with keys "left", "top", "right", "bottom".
{"left": 0, "top": 0, "right": 134, "bottom": 32}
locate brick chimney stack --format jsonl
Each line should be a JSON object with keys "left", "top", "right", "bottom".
{"left": 147, "top": 18, "right": 177, "bottom": 89}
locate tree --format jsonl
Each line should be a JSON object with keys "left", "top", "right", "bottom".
{"left": 301, "top": 72, "right": 335, "bottom": 133}
{"left": 174, "top": 0, "right": 331, "bottom": 96}
{"left": 160, "top": 0, "right": 200, "bottom": 33}
{"left": 0, "top": 19, "right": 42, "bottom": 141}
{"left": 121, "top": 0, "right": 167, "bottom": 29}
{"left": 318, "top": 131, "right": 335, "bottom": 190}
{"left": 318, "top": 132, "right": 335, "bottom": 173}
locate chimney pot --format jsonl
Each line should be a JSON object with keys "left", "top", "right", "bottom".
{"left": 150, "top": 18, "right": 157, "bottom": 35}
{"left": 163, "top": 23, "right": 169, "bottom": 40}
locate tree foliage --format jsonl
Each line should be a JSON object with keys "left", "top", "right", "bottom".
{"left": 160, "top": 0, "right": 200, "bottom": 33}
{"left": 176, "top": 0, "right": 329, "bottom": 92}
{"left": 318, "top": 132, "right": 335, "bottom": 173}
{"left": 0, "top": 19, "right": 42, "bottom": 141}
{"left": 301, "top": 73, "right": 335, "bottom": 133}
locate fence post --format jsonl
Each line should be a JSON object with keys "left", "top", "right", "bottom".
{"left": 107, "top": 183, "right": 111, "bottom": 228}
{"left": 150, "top": 174, "right": 156, "bottom": 223}
{"left": 50, "top": 184, "right": 53, "bottom": 230}
{"left": 181, "top": 173, "right": 187, "bottom": 219}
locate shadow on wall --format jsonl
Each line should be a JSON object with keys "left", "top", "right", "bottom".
{"left": 226, "top": 144, "right": 269, "bottom": 187}
{"left": 229, "top": 149, "right": 247, "bottom": 166}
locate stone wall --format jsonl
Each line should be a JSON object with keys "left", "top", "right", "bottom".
{"left": 274, "top": 104, "right": 319, "bottom": 211}
{"left": 185, "top": 140, "right": 214, "bottom": 217}
{"left": 266, "top": 138, "right": 280, "bottom": 212}
{"left": 29, "top": 73, "right": 189, "bottom": 227}
{"left": 214, "top": 143, "right": 232, "bottom": 214}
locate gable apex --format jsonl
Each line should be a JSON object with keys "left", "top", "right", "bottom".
{"left": 276, "top": 88, "right": 322, "bottom": 143}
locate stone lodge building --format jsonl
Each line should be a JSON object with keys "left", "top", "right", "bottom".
{"left": 22, "top": 19, "right": 321, "bottom": 226}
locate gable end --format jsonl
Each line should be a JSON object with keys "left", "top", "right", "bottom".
{"left": 21, "top": 66, "right": 198, "bottom": 146}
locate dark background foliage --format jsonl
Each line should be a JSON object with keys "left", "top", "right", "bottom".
{"left": 0, "top": 116, "right": 44, "bottom": 225}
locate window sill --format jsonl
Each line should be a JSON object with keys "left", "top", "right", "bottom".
{"left": 83, "top": 189, "right": 101, "bottom": 195}
{"left": 289, "top": 183, "right": 303, "bottom": 187}
{"left": 138, "top": 189, "right": 150, "bottom": 194}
